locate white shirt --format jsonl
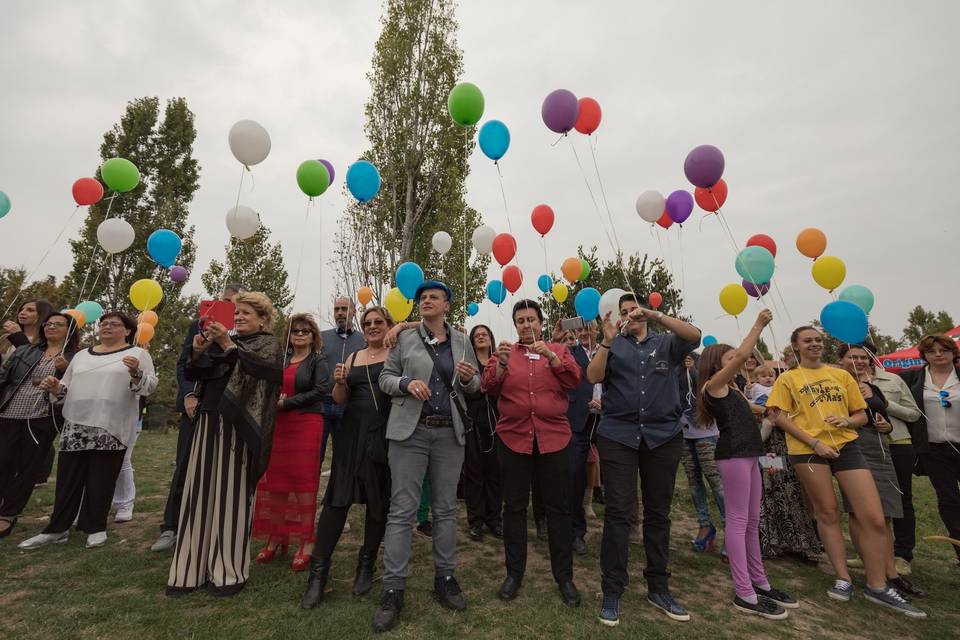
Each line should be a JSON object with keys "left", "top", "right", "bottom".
{"left": 923, "top": 368, "right": 960, "bottom": 444}
{"left": 871, "top": 368, "right": 922, "bottom": 442}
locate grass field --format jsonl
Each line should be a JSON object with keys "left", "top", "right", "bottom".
{"left": 1, "top": 429, "right": 958, "bottom": 640}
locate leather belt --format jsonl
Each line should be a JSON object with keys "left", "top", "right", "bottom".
{"left": 422, "top": 415, "right": 454, "bottom": 428}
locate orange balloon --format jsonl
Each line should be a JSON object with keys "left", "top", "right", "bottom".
{"left": 64, "top": 309, "right": 86, "bottom": 326}
{"left": 357, "top": 286, "right": 374, "bottom": 306}
{"left": 137, "top": 310, "right": 159, "bottom": 326}
{"left": 561, "top": 257, "right": 583, "bottom": 283}
{"left": 796, "top": 228, "right": 827, "bottom": 259}
{"left": 135, "top": 322, "right": 155, "bottom": 346}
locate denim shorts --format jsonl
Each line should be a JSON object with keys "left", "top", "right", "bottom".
{"left": 788, "top": 438, "right": 868, "bottom": 473}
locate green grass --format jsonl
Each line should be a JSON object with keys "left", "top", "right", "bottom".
{"left": 2, "top": 430, "right": 958, "bottom": 639}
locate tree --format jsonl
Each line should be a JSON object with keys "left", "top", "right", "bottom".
{"left": 867, "top": 324, "right": 901, "bottom": 355}
{"left": 1, "top": 267, "right": 66, "bottom": 317}
{"left": 201, "top": 225, "right": 292, "bottom": 310}
{"left": 902, "top": 305, "right": 954, "bottom": 346}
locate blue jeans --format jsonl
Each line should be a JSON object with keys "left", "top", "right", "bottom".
{"left": 681, "top": 436, "right": 726, "bottom": 528}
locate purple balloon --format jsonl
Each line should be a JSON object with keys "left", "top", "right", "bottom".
{"left": 318, "top": 158, "right": 335, "bottom": 184}
{"left": 683, "top": 144, "right": 725, "bottom": 188}
{"left": 169, "top": 265, "right": 189, "bottom": 283}
{"left": 665, "top": 190, "right": 694, "bottom": 224}
{"left": 742, "top": 279, "right": 770, "bottom": 299}
{"left": 541, "top": 89, "right": 579, "bottom": 134}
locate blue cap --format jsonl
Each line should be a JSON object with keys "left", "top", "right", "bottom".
{"left": 414, "top": 280, "right": 453, "bottom": 303}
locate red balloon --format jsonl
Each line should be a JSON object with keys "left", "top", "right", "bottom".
{"left": 491, "top": 233, "right": 517, "bottom": 266}
{"left": 656, "top": 210, "right": 673, "bottom": 229}
{"left": 649, "top": 292, "right": 663, "bottom": 309}
{"left": 530, "top": 204, "right": 555, "bottom": 236}
{"left": 502, "top": 265, "right": 523, "bottom": 293}
{"left": 694, "top": 178, "right": 728, "bottom": 212}
{"left": 746, "top": 233, "right": 777, "bottom": 258}
{"left": 574, "top": 97, "right": 602, "bottom": 135}
{"left": 72, "top": 177, "right": 104, "bottom": 206}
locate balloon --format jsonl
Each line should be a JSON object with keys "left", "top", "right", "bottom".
{"left": 719, "top": 283, "right": 749, "bottom": 316}
{"left": 96, "top": 218, "right": 135, "bottom": 253}
{"left": 735, "top": 246, "right": 775, "bottom": 284}
{"left": 746, "top": 233, "right": 777, "bottom": 258}
{"left": 487, "top": 280, "right": 507, "bottom": 306}
{"left": 447, "top": 82, "right": 485, "bottom": 127}
{"left": 169, "top": 265, "right": 189, "bottom": 283}
{"left": 72, "top": 178, "right": 104, "bottom": 206}
{"left": 137, "top": 310, "right": 159, "bottom": 327}
{"left": 129, "top": 278, "right": 163, "bottom": 311}
{"left": 665, "top": 190, "right": 694, "bottom": 225}
{"left": 296, "top": 160, "right": 330, "bottom": 198}
{"left": 75, "top": 301, "right": 103, "bottom": 324}
{"left": 574, "top": 97, "right": 602, "bottom": 135}
{"left": 578, "top": 259, "right": 591, "bottom": 282}
{"left": 229, "top": 120, "right": 271, "bottom": 167}
{"left": 574, "top": 287, "right": 601, "bottom": 321}
{"left": 820, "top": 300, "right": 868, "bottom": 344}
{"left": 541, "top": 89, "right": 579, "bottom": 134}
{"left": 742, "top": 279, "right": 770, "bottom": 299}
{"left": 561, "top": 257, "right": 582, "bottom": 283}
{"left": 694, "top": 179, "right": 728, "bottom": 212}
{"left": 491, "top": 233, "right": 517, "bottom": 266}
{"left": 703, "top": 335, "right": 718, "bottom": 347}
{"left": 146, "top": 229, "right": 182, "bottom": 268}
{"left": 656, "top": 211, "right": 673, "bottom": 229}
{"left": 318, "top": 159, "right": 335, "bottom": 185}
{"left": 796, "top": 228, "right": 827, "bottom": 259}
{"left": 63, "top": 309, "right": 86, "bottom": 326}
{"left": 225, "top": 205, "right": 261, "bottom": 240}
{"left": 839, "top": 284, "right": 874, "bottom": 315}
{"left": 100, "top": 158, "right": 140, "bottom": 193}
{"left": 467, "top": 302, "right": 480, "bottom": 317}
{"left": 503, "top": 265, "right": 523, "bottom": 293}
{"left": 530, "top": 204, "right": 555, "bottom": 236}
{"left": 683, "top": 145, "right": 725, "bottom": 188}
{"left": 357, "top": 286, "right": 374, "bottom": 306}
{"left": 395, "top": 262, "right": 425, "bottom": 300}
{"left": 812, "top": 256, "right": 846, "bottom": 291}
{"left": 346, "top": 160, "right": 381, "bottom": 203}
{"left": 551, "top": 282, "right": 569, "bottom": 303}
{"left": 0, "top": 191, "right": 9, "bottom": 219}
{"left": 599, "top": 288, "right": 626, "bottom": 321}
{"left": 478, "top": 120, "right": 510, "bottom": 161}
{"left": 649, "top": 292, "right": 663, "bottom": 309}
{"left": 432, "top": 231, "right": 453, "bottom": 255}
{"left": 385, "top": 287, "right": 413, "bottom": 322}
{"left": 537, "top": 274, "right": 553, "bottom": 294}
{"left": 471, "top": 225, "right": 496, "bottom": 255}
{"left": 635, "top": 190, "right": 666, "bottom": 223}
{"left": 135, "top": 323, "right": 155, "bottom": 346}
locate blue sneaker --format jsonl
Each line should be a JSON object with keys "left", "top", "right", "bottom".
{"left": 827, "top": 579, "right": 854, "bottom": 602}
{"left": 691, "top": 524, "right": 716, "bottom": 552}
{"left": 598, "top": 593, "right": 620, "bottom": 627}
{"left": 647, "top": 592, "right": 690, "bottom": 621}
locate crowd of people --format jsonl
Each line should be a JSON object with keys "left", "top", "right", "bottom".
{"left": 1, "top": 283, "right": 958, "bottom": 632}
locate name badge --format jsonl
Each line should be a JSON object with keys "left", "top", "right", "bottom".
{"left": 526, "top": 353, "right": 541, "bottom": 360}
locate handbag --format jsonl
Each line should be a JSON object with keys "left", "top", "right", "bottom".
{"left": 418, "top": 332, "right": 474, "bottom": 433}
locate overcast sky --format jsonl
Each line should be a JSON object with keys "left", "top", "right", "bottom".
{"left": 2, "top": 0, "right": 957, "bottom": 348}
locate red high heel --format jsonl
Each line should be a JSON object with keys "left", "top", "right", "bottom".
{"left": 255, "top": 540, "right": 288, "bottom": 564}
{"left": 291, "top": 544, "right": 310, "bottom": 572}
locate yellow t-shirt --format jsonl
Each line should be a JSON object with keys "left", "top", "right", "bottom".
{"left": 766, "top": 366, "right": 868, "bottom": 456}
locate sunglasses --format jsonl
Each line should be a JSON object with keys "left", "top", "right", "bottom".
{"left": 939, "top": 390, "right": 952, "bottom": 409}
{"left": 290, "top": 328, "right": 312, "bottom": 336}
{"left": 362, "top": 318, "right": 386, "bottom": 328}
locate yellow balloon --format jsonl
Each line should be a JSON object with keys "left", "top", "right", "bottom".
{"left": 129, "top": 278, "right": 163, "bottom": 311}
{"left": 719, "top": 283, "right": 748, "bottom": 316}
{"left": 552, "top": 282, "right": 569, "bottom": 303}
{"left": 384, "top": 287, "right": 413, "bottom": 322}
{"left": 811, "top": 255, "right": 846, "bottom": 291}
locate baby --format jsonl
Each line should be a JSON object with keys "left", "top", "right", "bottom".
{"left": 746, "top": 364, "right": 776, "bottom": 406}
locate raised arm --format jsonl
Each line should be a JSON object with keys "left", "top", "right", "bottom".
{"left": 704, "top": 310, "right": 772, "bottom": 396}
{"left": 587, "top": 312, "right": 618, "bottom": 384}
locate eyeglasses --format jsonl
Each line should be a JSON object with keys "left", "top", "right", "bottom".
{"left": 99, "top": 321, "right": 125, "bottom": 328}
{"left": 43, "top": 321, "right": 68, "bottom": 328}
{"left": 362, "top": 319, "right": 386, "bottom": 328}
{"left": 939, "top": 390, "right": 952, "bottom": 409}
{"left": 290, "top": 328, "right": 312, "bottom": 336}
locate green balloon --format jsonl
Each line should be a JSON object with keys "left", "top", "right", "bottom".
{"left": 447, "top": 82, "right": 484, "bottom": 127}
{"left": 297, "top": 160, "right": 330, "bottom": 198}
{"left": 0, "top": 190, "right": 10, "bottom": 219}
{"left": 100, "top": 158, "right": 140, "bottom": 193}
{"left": 578, "top": 259, "right": 591, "bottom": 281}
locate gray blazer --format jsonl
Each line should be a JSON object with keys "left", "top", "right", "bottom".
{"left": 379, "top": 323, "right": 481, "bottom": 445}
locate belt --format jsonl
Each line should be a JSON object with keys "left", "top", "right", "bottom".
{"left": 421, "top": 415, "right": 454, "bottom": 428}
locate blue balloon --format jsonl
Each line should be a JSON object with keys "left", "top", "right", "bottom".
{"left": 486, "top": 280, "right": 507, "bottom": 306}
{"left": 395, "top": 262, "right": 424, "bottom": 300}
{"left": 147, "top": 229, "right": 182, "bottom": 268}
{"left": 537, "top": 274, "right": 553, "bottom": 294}
{"left": 574, "top": 287, "right": 601, "bottom": 321}
{"left": 838, "top": 284, "right": 874, "bottom": 315}
{"left": 467, "top": 302, "right": 479, "bottom": 317}
{"left": 703, "top": 335, "right": 718, "bottom": 347}
{"left": 346, "top": 160, "right": 381, "bottom": 203}
{"left": 478, "top": 120, "right": 510, "bottom": 162}
{"left": 820, "top": 300, "right": 868, "bottom": 344}
{"left": 735, "top": 246, "right": 775, "bottom": 285}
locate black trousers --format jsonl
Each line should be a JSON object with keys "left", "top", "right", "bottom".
{"left": 312, "top": 502, "right": 388, "bottom": 563}
{"left": 160, "top": 413, "right": 196, "bottom": 532}
{"left": 35, "top": 443, "right": 55, "bottom": 484}
{"left": 921, "top": 442, "right": 960, "bottom": 561}
{"left": 889, "top": 443, "right": 917, "bottom": 561}
{"left": 0, "top": 416, "right": 57, "bottom": 518}
{"left": 463, "top": 427, "right": 502, "bottom": 530}
{"left": 569, "top": 423, "right": 595, "bottom": 539}
{"left": 598, "top": 432, "right": 683, "bottom": 595}
{"left": 499, "top": 440, "right": 573, "bottom": 583}
{"left": 43, "top": 448, "right": 125, "bottom": 534}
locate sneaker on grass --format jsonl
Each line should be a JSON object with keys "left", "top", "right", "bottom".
{"left": 598, "top": 593, "right": 620, "bottom": 627}
{"left": 733, "top": 595, "right": 788, "bottom": 620}
{"left": 827, "top": 579, "right": 854, "bottom": 602}
{"left": 864, "top": 586, "right": 927, "bottom": 618}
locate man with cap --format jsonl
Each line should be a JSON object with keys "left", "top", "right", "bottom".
{"left": 372, "top": 281, "right": 481, "bottom": 633}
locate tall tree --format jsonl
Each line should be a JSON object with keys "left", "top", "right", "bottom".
{"left": 902, "top": 305, "right": 955, "bottom": 346}
{"left": 201, "top": 225, "right": 292, "bottom": 310}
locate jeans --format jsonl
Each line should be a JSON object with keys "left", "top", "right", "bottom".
{"left": 921, "top": 442, "right": 960, "bottom": 561}
{"left": 681, "top": 436, "right": 726, "bottom": 528}
{"left": 889, "top": 443, "right": 916, "bottom": 561}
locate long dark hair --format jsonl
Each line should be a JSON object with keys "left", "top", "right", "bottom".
{"left": 695, "top": 343, "right": 734, "bottom": 426}
{"left": 17, "top": 298, "right": 55, "bottom": 331}
{"left": 469, "top": 324, "right": 496, "bottom": 360}
{"left": 37, "top": 312, "right": 81, "bottom": 355}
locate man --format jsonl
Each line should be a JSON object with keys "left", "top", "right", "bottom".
{"left": 319, "top": 296, "right": 366, "bottom": 469}
{"left": 373, "top": 281, "right": 481, "bottom": 633}
{"left": 566, "top": 322, "right": 600, "bottom": 555}
{"left": 587, "top": 293, "right": 700, "bottom": 626}
{"left": 150, "top": 283, "right": 243, "bottom": 552}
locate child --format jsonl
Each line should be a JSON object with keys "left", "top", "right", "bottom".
{"left": 746, "top": 365, "right": 776, "bottom": 407}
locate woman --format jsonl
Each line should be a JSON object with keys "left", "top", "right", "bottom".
{"left": 18, "top": 312, "right": 157, "bottom": 550}
{"left": 766, "top": 326, "right": 924, "bottom": 617}
{"left": 300, "top": 306, "right": 394, "bottom": 608}
{"left": 0, "top": 312, "right": 80, "bottom": 538}
{"left": 167, "top": 292, "right": 283, "bottom": 597}
{"left": 463, "top": 324, "right": 502, "bottom": 541}
{"left": 3, "top": 298, "right": 55, "bottom": 353}
{"left": 252, "top": 313, "right": 328, "bottom": 571}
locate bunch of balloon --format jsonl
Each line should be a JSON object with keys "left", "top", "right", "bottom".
{"left": 136, "top": 309, "right": 160, "bottom": 347}
{"left": 129, "top": 279, "right": 164, "bottom": 346}
{"left": 684, "top": 147, "right": 730, "bottom": 246}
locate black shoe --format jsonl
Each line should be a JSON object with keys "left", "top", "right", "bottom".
{"left": 572, "top": 536, "right": 587, "bottom": 555}
{"left": 593, "top": 486, "right": 605, "bottom": 505}
{"left": 535, "top": 518, "right": 548, "bottom": 542}
{"left": 164, "top": 585, "right": 198, "bottom": 598}
{"left": 416, "top": 521, "right": 433, "bottom": 539}
{"left": 207, "top": 582, "right": 245, "bottom": 597}
{"left": 352, "top": 551, "right": 375, "bottom": 597}
{"left": 301, "top": 558, "right": 331, "bottom": 608}
{"left": 488, "top": 522, "right": 503, "bottom": 539}
{"left": 0, "top": 518, "right": 15, "bottom": 539}
{"left": 372, "top": 589, "right": 404, "bottom": 633}
{"left": 753, "top": 584, "right": 799, "bottom": 608}
{"left": 888, "top": 576, "right": 927, "bottom": 599}
{"left": 498, "top": 575, "right": 521, "bottom": 601}
{"left": 733, "top": 595, "right": 788, "bottom": 620}
{"left": 434, "top": 575, "right": 466, "bottom": 611}
{"left": 558, "top": 580, "right": 581, "bottom": 607}
{"left": 468, "top": 525, "right": 484, "bottom": 541}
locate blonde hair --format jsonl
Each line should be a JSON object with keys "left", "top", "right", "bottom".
{"left": 752, "top": 364, "right": 776, "bottom": 381}
{"left": 234, "top": 291, "right": 277, "bottom": 331}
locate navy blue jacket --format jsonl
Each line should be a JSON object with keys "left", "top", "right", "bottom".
{"left": 567, "top": 344, "right": 594, "bottom": 434}
{"left": 175, "top": 319, "right": 200, "bottom": 413}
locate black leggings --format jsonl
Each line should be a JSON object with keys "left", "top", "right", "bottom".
{"left": 312, "top": 502, "right": 387, "bottom": 563}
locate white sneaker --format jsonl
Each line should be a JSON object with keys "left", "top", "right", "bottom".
{"left": 343, "top": 520, "right": 351, "bottom": 533}
{"left": 115, "top": 506, "right": 134, "bottom": 523}
{"left": 321, "top": 469, "right": 331, "bottom": 478}
{"left": 86, "top": 531, "right": 107, "bottom": 548}
{"left": 18, "top": 531, "right": 69, "bottom": 550}
{"left": 150, "top": 530, "right": 177, "bottom": 552}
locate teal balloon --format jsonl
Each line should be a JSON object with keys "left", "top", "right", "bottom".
{"left": 839, "top": 284, "right": 874, "bottom": 315}
{"left": 820, "top": 300, "right": 868, "bottom": 344}
{"left": 486, "top": 280, "right": 507, "bottom": 306}
{"left": 574, "top": 287, "right": 601, "bottom": 321}
{"left": 346, "top": 161, "right": 381, "bottom": 202}
{"left": 467, "top": 302, "right": 480, "bottom": 317}
{"left": 75, "top": 300, "right": 104, "bottom": 324}
{"left": 537, "top": 274, "right": 553, "bottom": 293}
{"left": 395, "top": 262, "right": 424, "bottom": 300}
{"left": 0, "top": 191, "right": 10, "bottom": 219}
{"left": 147, "top": 229, "right": 182, "bottom": 268}
{"left": 735, "top": 246, "right": 775, "bottom": 284}
{"left": 478, "top": 120, "right": 510, "bottom": 161}
{"left": 703, "top": 335, "right": 718, "bottom": 347}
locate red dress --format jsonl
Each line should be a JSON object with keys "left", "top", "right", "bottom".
{"left": 252, "top": 363, "right": 324, "bottom": 544}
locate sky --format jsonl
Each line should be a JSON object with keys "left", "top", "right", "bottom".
{"left": 2, "top": 0, "right": 958, "bottom": 349}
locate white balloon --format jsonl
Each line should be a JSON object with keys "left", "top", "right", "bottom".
{"left": 471, "top": 224, "right": 496, "bottom": 255}
{"left": 225, "top": 205, "right": 261, "bottom": 240}
{"left": 432, "top": 231, "right": 453, "bottom": 255}
{"left": 599, "top": 288, "right": 627, "bottom": 323}
{"left": 96, "top": 218, "right": 135, "bottom": 254}
{"left": 635, "top": 190, "right": 665, "bottom": 223}
{"left": 228, "top": 120, "right": 271, "bottom": 167}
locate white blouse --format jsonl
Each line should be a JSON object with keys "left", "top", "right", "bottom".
{"left": 923, "top": 368, "right": 959, "bottom": 444}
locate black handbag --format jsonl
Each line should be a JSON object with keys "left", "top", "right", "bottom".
{"left": 418, "top": 332, "right": 475, "bottom": 433}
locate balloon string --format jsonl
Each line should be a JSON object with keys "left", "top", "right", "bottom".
{"left": 587, "top": 137, "right": 625, "bottom": 257}
{"left": 283, "top": 198, "right": 313, "bottom": 358}
{"left": 85, "top": 252, "right": 111, "bottom": 307}
{"left": 771, "top": 277, "right": 795, "bottom": 325}
{"left": 550, "top": 133, "right": 566, "bottom": 147}
{"left": 676, "top": 225, "right": 687, "bottom": 314}
{"left": 494, "top": 163, "right": 514, "bottom": 238}
{"left": 247, "top": 167, "right": 255, "bottom": 193}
